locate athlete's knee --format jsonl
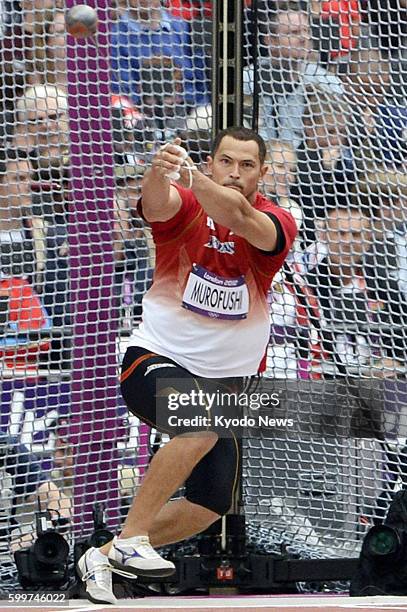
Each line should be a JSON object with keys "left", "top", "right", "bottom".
{"left": 185, "top": 500, "right": 221, "bottom": 529}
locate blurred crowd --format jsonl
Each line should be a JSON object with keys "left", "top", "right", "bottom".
{"left": 0, "top": 0, "right": 404, "bottom": 382}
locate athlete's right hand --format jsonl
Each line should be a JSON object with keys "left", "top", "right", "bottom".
{"left": 151, "top": 137, "right": 187, "bottom": 180}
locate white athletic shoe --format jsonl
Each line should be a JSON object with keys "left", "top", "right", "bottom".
{"left": 77, "top": 547, "right": 117, "bottom": 605}
{"left": 108, "top": 535, "right": 176, "bottom": 578}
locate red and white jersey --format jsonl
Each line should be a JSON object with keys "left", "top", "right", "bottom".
{"left": 129, "top": 185, "right": 297, "bottom": 377}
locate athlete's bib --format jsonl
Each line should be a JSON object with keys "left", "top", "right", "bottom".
{"left": 182, "top": 264, "right": 249, "bottom": 320}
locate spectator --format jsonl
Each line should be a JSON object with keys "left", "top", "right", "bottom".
{"left": 356, "top": 167, "right": 407, "bottom": 375}
{"left": 49, "top": 416, "right": 73, "bottom": 499}
{"left": 264, "top": 140, "right": 297, "bottom": 199}
{"left": 259, "top": 140, "right": 303, "bottom": 379}
{"left": 263, "top": 139, "right": 303, "bottom": 236}
{"left": 0, "top": 147, "right": 31, "bottom": 233}
{"left": 49, "top": 414, "right": 141, "bottom": 525}
{"left": 110, "top": 0, "right": 128, "bottom": 22}
{"left": 293, "top": 84, "right": 354, "bottom": 246}
{"left": 165, "top": 0, "right": 212, "bottom": 103}
{"left": 363, "top": 104, "right": 407, "bottom": 172}
{"left": 0, "top": 431, "right": 71, "bottom": 554}
{"left": 0, "top": 2, "right": 27, "bottom": 146}
{"left": 110, "top": 0, "right": 208, "bottom": 123}
{"left": 243, "top": 0, "right": 343, "bottom": 149}
{"left": 303, "top": 205, "right": 407, "bottom": 377}
{"left": 339, "top": 46, "right": 407, "bottom": 171}
{"left": 357, "top": 166, "right": 407, "bottom": 232}
{"left": 341, "top": 45, "right": 402, "bottom": 133}
{"left": 16, "top": 86, "right": 70, "bottom": 340}
{"left": 34, "top": 187, "right": 69, "bottom": 331}
{"left": 15, "top": 84, "right": 69, "bottom": 181}
{"left": 114, "top": 163, "right": 154, "bottom": 324}
{"left": 20, "top": 0, "right": 66, "bottom": 89}
{"left": 111, "top": 93, "right": 151, "bottom": 160}
{"left": 165, "top": 1, "right": 210, "bottom": 20}
{"left": 0, "top": 147, "right": 51, "bottom": 371}
{"left": 266, "top": 268, "right": 305, "bottom": 379}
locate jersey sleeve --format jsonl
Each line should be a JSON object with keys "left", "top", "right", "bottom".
{"left": 136, "top": 184, "right": 201, "bottom": 244}
{"left": 248, "top": 203, "right": 298, "bottom": 271}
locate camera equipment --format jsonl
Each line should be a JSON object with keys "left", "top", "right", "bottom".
{"left": 88, "top": 503, "right": 115, "bottom": 548}
{"left": 14, "top": 506, "right": 69, "bottom": 588}
{"left": 351, "top": 490, "right": 407, "bottom": 595}
{"left": 73, "top": 503, "right": 114, "bottom": 567}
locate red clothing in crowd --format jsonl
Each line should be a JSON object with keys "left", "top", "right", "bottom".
{"left": 165, "top": 1, "right": 211, "bottom": 19}
{"left": 0, "top": 278, "right": 50, "bottom": 368}
{"left": 321, "top": 0, "right": 361, "bottom": 57}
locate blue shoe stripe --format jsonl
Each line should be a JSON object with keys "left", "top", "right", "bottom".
{"left": 114, "top": 546, "right": 143, "bottom": 563}
{"left": 84, "top": 551, "right": 96, "bottom": 581}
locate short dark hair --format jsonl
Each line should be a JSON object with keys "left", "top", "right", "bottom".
{"left": 0, "top": 148, "right": 30, "bottom": 183}
{"left": 211, "top": 126, "right": 267, "bottom": 165}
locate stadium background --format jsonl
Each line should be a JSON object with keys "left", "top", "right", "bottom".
{"left": 0, "top": 0, "right": 406, "bottom": 594}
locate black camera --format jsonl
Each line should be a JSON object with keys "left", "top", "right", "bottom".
{"left": 14, "top": 510, "right": 70, "bottom": 588}
{"left": 351, "top": 490, "right": 407, "bottom": 596}
{"left": 74, "top": 503, "right": 114, "bottom": 567}
{"left": 89, "top": 503, "right": 115, "bottom": 548}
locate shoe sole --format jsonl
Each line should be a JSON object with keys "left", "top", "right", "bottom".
{"left": 108, "top": 558, "right": 176, "bottom": 578}
{"left": 76, "top": 561, "right": 117, "bottom": 606}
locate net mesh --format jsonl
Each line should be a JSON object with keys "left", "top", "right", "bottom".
{"left": 0, "top": 0, "right": 406, "bottom": 594}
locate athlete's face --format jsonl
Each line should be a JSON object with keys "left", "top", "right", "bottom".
{"left": 207, "top": 136, "right": 268, "bottom": 203}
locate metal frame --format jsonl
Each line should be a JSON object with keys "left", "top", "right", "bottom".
{"left": 211, "top": 0, "right": 244, "bottom": 136}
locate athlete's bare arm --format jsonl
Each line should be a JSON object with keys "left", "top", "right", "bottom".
{"left": 187, "top": 170, "right": 279, "bottom": 252}
{"left": 141, "top": 139, "right": 279, "bottom": 252}
{"left": 140, "top": 140, "right": 183, "bottom": 223}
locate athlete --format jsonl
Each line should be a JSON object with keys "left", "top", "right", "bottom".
{"left": 77, "top": 126, "right": 297, "bottom": 604}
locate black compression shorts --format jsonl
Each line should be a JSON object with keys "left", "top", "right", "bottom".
{"left": 120, "top": 346, "right": 243, "bottom": 516}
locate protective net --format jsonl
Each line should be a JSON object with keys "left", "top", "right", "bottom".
{"left": 0, "top": 0, "right": 406, "bottom": 595}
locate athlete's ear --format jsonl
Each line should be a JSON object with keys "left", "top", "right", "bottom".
{"left": 260, "top": 163, "right": 269, "bottom": 179}
{"left": 206, "top": 155, "right": 214, "bottom": 174}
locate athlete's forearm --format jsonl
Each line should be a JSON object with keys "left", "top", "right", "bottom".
{"left": 140, "top": 167, "right": 171, "bottom": 214}
{"left": 190, "top": 171, "right": 250, "bottom": 229}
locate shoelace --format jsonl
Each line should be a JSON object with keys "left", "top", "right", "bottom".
{"left": 81, "top": 561, "right": 112, "bottom": 583}
{"left": 82, "top": 559, "right": 135, "bottom": 581}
